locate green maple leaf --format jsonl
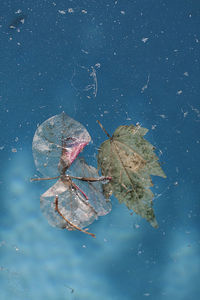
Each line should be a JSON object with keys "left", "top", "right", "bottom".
{"left": 97, "top": 121, "right": 166, "bottom": 228}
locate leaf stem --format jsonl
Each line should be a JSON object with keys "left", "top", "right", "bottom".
{"left": 30, "top": 176, "right": 60, "bottom": 182}
{"left": 54, "top": 196, "right": 96, "bottom": 238}
{"left": 97, "top": 120, "right": 111, "bottom": 138}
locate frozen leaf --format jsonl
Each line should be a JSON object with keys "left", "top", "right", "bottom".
{"left": 32, "top": 113, "right": 111, "bottom": 237}
{"left": 97, "top": 121, "right": 166, "bottom": 228}
{"left": 32, "top": 112, "right": 91, "bottom": 177}
{"left": 40, "top": 158, "right": 111, "bottom": 231}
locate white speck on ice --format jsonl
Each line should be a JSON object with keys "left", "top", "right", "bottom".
{"left": 177, "top": 90, "right": 183, "bottom": 95}
{"left": 151, "top": 124, "right": 157, "bottom": 130}
{"left": 68, "top": 8, "right": 74, "bottom": 13}
{"left": 95, "top": 63, "right": 101, "bottom": 69}
{"left": 181, "top": 108, "right": 188, "bottom": 118}
{"left": 159, "top": 114, "right": 167, "bottom": 119}
{"left": 58, "top": 10, "right": 66, "bottom": 15}
{"left": 15, "top": 9, "right": 22, "bottom": 14}
{"left": 81, "top": 49, "right": 89, "bottom": 54}
{"left": 142, "top": 37, "right": 149, "bottom": 43}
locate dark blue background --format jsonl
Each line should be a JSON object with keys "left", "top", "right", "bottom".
{"left": 0, "top": 1, "right": 199, "bottom": 299}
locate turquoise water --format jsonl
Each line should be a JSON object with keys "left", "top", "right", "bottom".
{"left": 0, "top": 1, "right": 200, "bottom": 299}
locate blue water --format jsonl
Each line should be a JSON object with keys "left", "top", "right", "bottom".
{"left": 0, "top": 0, "right": 200, "bottom": 299}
